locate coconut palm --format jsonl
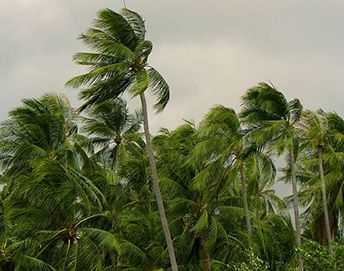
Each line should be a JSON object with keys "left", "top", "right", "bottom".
{"left": 82, "top": 98, "right": 143, "bottom": 172}
{"left": 192, "top": 105, "right": 276, "bottom": 244}
{"left": 0, "top": 94, "right": 104, "bottom": 206}
{"left": 65, "top": 8, "right": 177, "bottom": 270}
{"left": 153, "top": 122, "right": 230, "bottom": 271}
{"left": 298, "top": 111, "right": 344, "bottom": 247}
{"left": 0, "top": 94, "right": 117, "bottom": 270}
{"left": 0, "top": 93, "right": 78, "bottom": 178}
{"left": 253, "top": 214, "right": 296, "bottom": 270}
{"left": 298, "top": 110, "right": 333, "bottom": 250}
{"left": 240, "top": 82, "right": 304, "bottom": 270}
{"left": 153, "top": 119, "right": 277, "bottom": 270}
{"left": 153, "top": 123, "right": 209, "bottom": 269}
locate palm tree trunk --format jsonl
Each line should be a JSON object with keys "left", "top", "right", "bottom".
{"left": 239, "top": 162, "right": 252, "bottom": 242}
{"left": 200, "top": 233, "right": 211, "bottom": 271}
{"left": 140, "top": 93, "right": 179, "bottom": 271}
{"left": 112, "top": 144, "right": 120, "bottom": 171}
{"left": 289, "top": 147, "right": 304, "bottom": 271}
{"left": 318, "top": 149, "right": 332, "bottom": 252}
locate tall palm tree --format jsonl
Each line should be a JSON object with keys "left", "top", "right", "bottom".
{"left": 298, "top": 111, "right": 344, "bottom": 247}
{"left": 153, "top": 122, "right": 232, "bottom": 271}
{"left": 299, "top": 110, "right": 333, "bottom": 250}
{"left": 65, "top": 8, "right": 178, "bottom": 270}
{"left": 193, "top": 105, "right": 276, "bottom": 244}
{"left": 240, "top": 82, "right": 304, "bottom": 270}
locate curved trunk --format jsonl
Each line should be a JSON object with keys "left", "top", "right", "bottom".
{"left": 289, "top": 147, "right": 304, "bottom": 271}
{"left": 239, "top": 162, "right": 252, "bottom": 243}
{"left": 140, "top": 93, "right": 179, "bottom": 271}
{"left": 318, "top": 150, "right": 332, "bottom": 252}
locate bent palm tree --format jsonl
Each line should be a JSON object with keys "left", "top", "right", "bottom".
{"left": 0, "top": 94, "right": 112, "bottom": 270}
{"left": 298, "top": 111, "right": 344, "bottom": 248}
{"left": 197, "top": 106, "right": 253, "bottom": 241}
{"left": 0, "top": 93, "right": 78, "bottom": 178}
{"left": 193, "top": 105, "right": 276, "bottom": 244}
{"left": 299, "top": 110, "right": 332, "bottom": 251}
{"left": 240, "top": 83, "right": 304, "bottom": 270}
{"left": 66, "top": 8, "right": 178, "bottom": 270}
{"left": 153, "top": 122, "right": 233, "bottom": 271}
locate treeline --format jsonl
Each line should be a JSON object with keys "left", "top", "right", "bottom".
{"left": 0, "top": 7, "right": 343, "bottom": 271}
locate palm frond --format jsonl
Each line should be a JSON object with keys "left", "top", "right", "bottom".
{"left": 121, "top": 8, "right": 146, "bottom": 40}
{"left": 147, "top": 67, "right": 170, "bottom": 113}
{"left": 95, "top": 9, "right": 139, "bottom": 50}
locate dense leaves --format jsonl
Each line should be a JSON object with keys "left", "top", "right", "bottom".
{"left": 0, "top": 89, "right": 342, "bottom": 270}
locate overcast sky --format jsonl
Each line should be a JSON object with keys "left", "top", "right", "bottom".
{"left": 2, "top": 0, "right": 344, "bottom": 198}
{"left": 1, "top": 0, "right": 344, "bottom": 135}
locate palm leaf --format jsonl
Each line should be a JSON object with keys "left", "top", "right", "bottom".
{"left": 121, "top": 8, "right": 146, "bottom": 40}
{"left": 83, "top": 228, "right": 120, "bottom": 252}
{"left": 147, "top": 67, "right": 170, "bottom": 113}
{"left": 95, "top": 9, "right": 138, "bottom": 50}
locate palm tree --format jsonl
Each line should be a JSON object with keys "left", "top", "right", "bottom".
{"left": 240, "top": 82, "right": 304, "bottom": 270}
{"left": 0, "top": 93, "right": 78, "bottom": 181}
{"left": 153, "top": 122, "right": 232, "bottom": 270}
{"left": 0, "top": 94, "right": 115, "bottom": 270}
{"left": 298, "top": 111, "right": 344, "bottom": 247}
{"left": 65, "top": 8, "right": 178, "bottom": 270}
{"left": 298, "top": 110, "right": 333, "bottom": 250}
{"left": 82, "top": 98, "right": 143, "bottom": 172}
{"left": 192, "top": 105, "right": 276, "bottom": 244}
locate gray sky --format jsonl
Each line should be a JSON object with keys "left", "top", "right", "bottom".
{"left": 1, "top": 0, "right": 344, "bottom": 134}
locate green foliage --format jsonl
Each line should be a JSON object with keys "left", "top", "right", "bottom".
{"left": 296, "top": 241, "right": 344, "bottom": 271}
{"left": 66, "top": 8, "right": 170, "bottom": 114}
{"left": 298, "top": 241, "right": 334, "bottom": 270}
{"left": 230, "top": 249, "right": 269, "bottom": 271}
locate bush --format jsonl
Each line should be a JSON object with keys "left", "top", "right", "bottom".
{"left": 298, "top": 241, "right": 334, "bottom": 271}
{"left": 297, "top": 241, "right": 344, "bottom": 270}
{"left": 231, "top": 249, "right": 269, "bottom": 271}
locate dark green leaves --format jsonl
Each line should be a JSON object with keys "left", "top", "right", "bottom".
{"left": 95, "top": 9, "right": 139, "bottom": 50}
{"left": 121, "top": 8, "right": 146, "bottom": 41}
{"left": 240, "top": 82, "right": 290, "bottom": 124}
{"left": 67, "top": 8, "right": 170, "bottom": 115}
{"left": 289, "top": 98, "right": 303, "bottom": 124}
{"left": 147, "top": 67, "right": 170, "bottom": 113}
{"left": 131, "top": 69, "right": 148, "bottom": 96}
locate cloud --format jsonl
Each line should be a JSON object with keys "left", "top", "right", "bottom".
{"left": 0, "top": 0, "right": 343, "bottom": 131}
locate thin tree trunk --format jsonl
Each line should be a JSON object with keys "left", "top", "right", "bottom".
{"left": 239, "top": 162, "right": 252, "bottom": 243}
{"left": 200, "top": 234, "right": 211, "bottom": 271}
{"left": 112, "top": 144, "right": 120, "bottom": 171}
{"left": 140, "top": 93, "right": 179, "bottom": 271}
{"left": 318, "top": 149, "right": 332, "bottom": 252}
{"left": 289, "top": 147, "right": 304, "bottom": 271}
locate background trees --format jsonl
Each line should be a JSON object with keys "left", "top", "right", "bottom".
{"left": 0, "top": 87, "right": 343, "bottom": 271}
{"left": 240, "top": 83, "right": 304, "bottom": 270}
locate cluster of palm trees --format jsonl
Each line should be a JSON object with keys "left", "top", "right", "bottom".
{"left": 0, "top": 7, "right": 343, "bottom": 271}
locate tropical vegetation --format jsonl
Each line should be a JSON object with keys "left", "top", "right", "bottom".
{"left": 0, "top": 7, "right": 343, "bottom": 271}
